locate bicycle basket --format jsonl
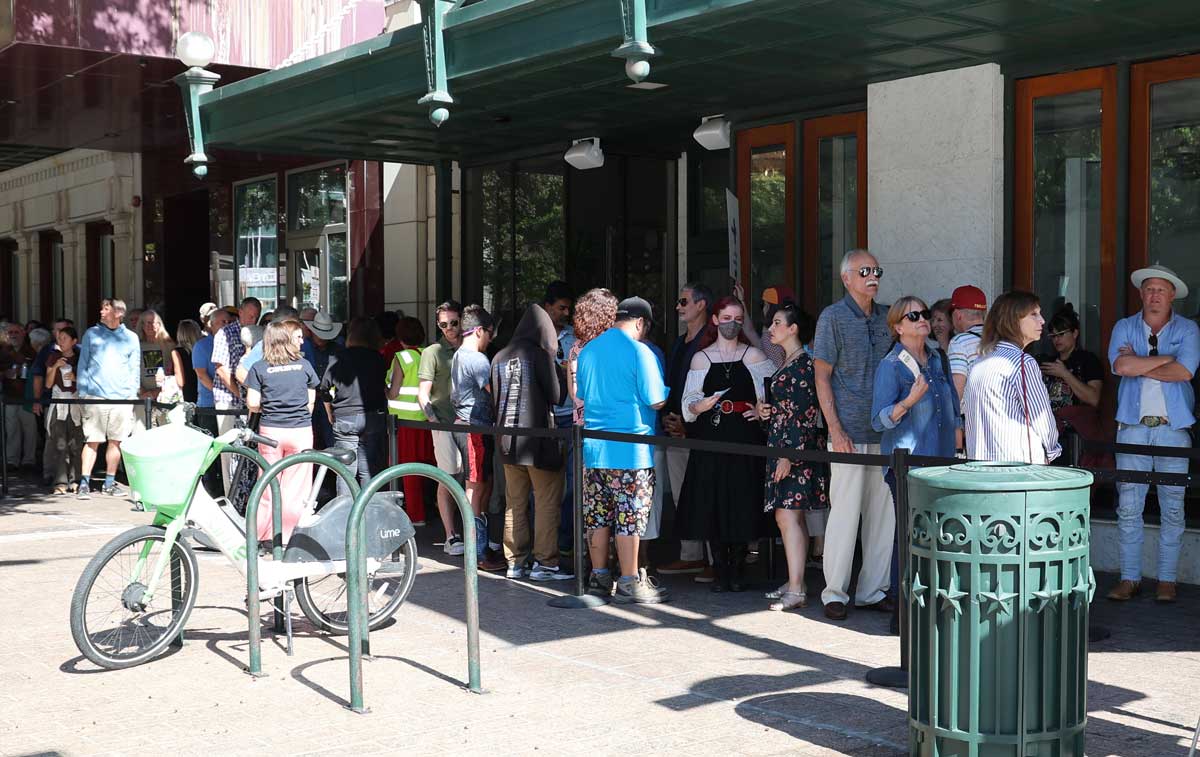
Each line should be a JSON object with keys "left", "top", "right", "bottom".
{"left": 122, "top": 423, "right": 214, "bottom": 507}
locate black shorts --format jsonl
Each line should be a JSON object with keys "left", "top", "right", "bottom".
{"left": 453, "top": 431, "right": 493, "bottom": 484}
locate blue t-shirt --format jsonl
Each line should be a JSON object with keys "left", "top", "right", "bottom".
{"left": 242, "top": 341, "right": 264, "bottom": 376}
{"left": 576, "top": 328, "right": 668, "bottom": 470}
{"left": 192, "top": 335, "right": 215, "bottom": 408}
{"left": 76, "top": 323, "right": 141, "bottom": 400}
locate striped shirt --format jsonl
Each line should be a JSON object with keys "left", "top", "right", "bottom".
{"left": 963, "top": 341, "right": 1061, "bottom": 464}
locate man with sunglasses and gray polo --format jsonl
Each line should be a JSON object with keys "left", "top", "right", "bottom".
{"left": 1107, "top": 264, "right": 1200, "bottom": 604}
{"left": 813, "top": 249, "right": 895, "bottom": 622}
{"left": 418, "top": 301, "right": 468, "bottom": 556}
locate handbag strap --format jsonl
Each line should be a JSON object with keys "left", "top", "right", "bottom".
{"left": 1019, "top": 354, "right": 1033, "bottom": 464}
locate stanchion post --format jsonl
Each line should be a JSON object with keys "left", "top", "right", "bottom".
{"left": 142, "top": 396, "right": 154, "bottom": 429}
{"left": 865, "top": 446, "right": 909, "bottom": 689}
{"left": 386, "top": 413, "right": 398, "bottom": 492}
{"left": 0, "top": 396, "right": 7, "bottom": 496}
{"left": 548, "top": 424, "right": 607, "bottom": 608}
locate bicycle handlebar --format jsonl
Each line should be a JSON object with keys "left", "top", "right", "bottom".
{"left": 247, "top": 431, "right": 279, "bottom": 449}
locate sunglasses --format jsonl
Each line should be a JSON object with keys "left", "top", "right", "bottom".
{"left": 1048, "top": 330, "right": 1071, "bottom": 339}
{"left": 858, "top": 266, "right": 884, "bottom": 279}
{"left": 1150, "top": 333, "right": 1159, "bottom": 357}
{"left": 437, "top": 319, "right": 459, "bottom": 330}
{"left": 903, "top": 309, "right": 932, "bottom": 323}
{"left": 677, "top": 298, "right": 690, "bottom": 306}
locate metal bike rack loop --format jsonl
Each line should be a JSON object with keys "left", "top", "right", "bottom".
{"left": 344, "top": 463, "right": 481, "bottom": 713}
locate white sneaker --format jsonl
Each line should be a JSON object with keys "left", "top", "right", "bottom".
{"left": 444, "top": 534, "right": 465, "bottom": 556}
{"left": 506, "top": 564, "right": 526, "bottom": 579}
{"left": 529, "top": 562, "right": 574, "bottom": 581}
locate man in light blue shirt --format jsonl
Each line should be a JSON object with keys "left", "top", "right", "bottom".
{"left": 576, "top": 296, "right": 668, "bottom": 604}
{"left": 1106, "top": 264, "right": 1200, "bottom": 604}
{"left": 76, "top": 298, "right": 141, "bottom": 499}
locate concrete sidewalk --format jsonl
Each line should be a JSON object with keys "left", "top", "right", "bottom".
{"left": 1, "top": 481, "right": 1196, "bottom": 756}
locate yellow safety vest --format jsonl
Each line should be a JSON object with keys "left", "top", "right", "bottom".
{"left": 387, "top": 347, "right": 426, "bottom": 421}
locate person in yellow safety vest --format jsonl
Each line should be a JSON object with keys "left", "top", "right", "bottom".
{"left": 386, "top": 317, "right": 434, "bottom": 525}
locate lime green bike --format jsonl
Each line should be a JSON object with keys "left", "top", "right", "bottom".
{"left": 69, "top": 415, "right": 418, "bottom": 669}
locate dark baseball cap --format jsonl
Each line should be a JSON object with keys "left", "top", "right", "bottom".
{"left": 616, "top": 296, "right": 655, "bottom": 322}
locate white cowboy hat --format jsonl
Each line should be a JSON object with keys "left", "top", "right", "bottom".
{"left": 303, "top": 310, "right": 343, "bottom": 340}
{"left": 1131, "top": 263, "right": 1189, "bottom": 300}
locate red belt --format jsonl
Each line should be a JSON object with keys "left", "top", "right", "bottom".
{"left": 717, "top": 400, "right": 754, "bottom": 414}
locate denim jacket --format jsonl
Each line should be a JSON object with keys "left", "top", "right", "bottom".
{"left": 1108, "top": 311, "right": 1200, "bottom": 431}
{"left": 871, "top": 342, "right": 961, "bottom": 460}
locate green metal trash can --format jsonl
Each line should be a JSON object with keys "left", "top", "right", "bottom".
{"left": 906, "top": 462, "right": 1094, "bottom": 757}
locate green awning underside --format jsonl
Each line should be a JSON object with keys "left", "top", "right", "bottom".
{"left": 199, "top": 0, "right": 1200, "bottom": 165}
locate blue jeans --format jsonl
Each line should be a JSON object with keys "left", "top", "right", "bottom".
{"left": 1115, "top": 423, "right": 1190, "bottom": 582}
{"left": 331, "top": 413, "right": 387, "bottom": 499}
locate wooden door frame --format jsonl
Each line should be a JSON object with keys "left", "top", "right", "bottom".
{"left": 1013, "top": 66, "right": 1117, "bottom": 344}
{"left": 1130, "top": 52, "right": 1200, "bottom": 313}
{"left": 735, "top": 123, "right": 795, "bottom": 300}
{"left": 802, "top": 111, "right": 867, "bottom": 314}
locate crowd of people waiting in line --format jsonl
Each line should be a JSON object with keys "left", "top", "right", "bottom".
{"left": 5, "top": 249, "right": 1195, "bottom": 610}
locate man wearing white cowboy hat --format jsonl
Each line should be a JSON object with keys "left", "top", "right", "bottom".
{"left": 1107, "top": 263, "right": 1200, "bottom": 604}
{"left": 300, "top": 309, "right": 344, "bottom": 448}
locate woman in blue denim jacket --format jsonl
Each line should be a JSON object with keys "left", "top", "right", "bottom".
{"left": 871, "top": 296, "right": 962, "bottom": 463}
{"left": 871, "top": 296, "right": 962, "bottom": 604}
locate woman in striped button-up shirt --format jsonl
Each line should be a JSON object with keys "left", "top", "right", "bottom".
{"left": 963, "top": 291, "right": 1061, "bottom": 464}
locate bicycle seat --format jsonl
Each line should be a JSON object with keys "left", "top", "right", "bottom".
{"left": 308, "top": 447, "right": 357, "bottom": 466}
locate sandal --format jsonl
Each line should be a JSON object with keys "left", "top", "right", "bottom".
{"left": 769, "top": 591, "right": 807, "bottom": 611}
{"left": 764, "top": 583, "right": 790, "bottom": 600}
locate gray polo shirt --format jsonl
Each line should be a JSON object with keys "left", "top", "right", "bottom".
{"left": 813, "top": 293, "right": 893, "bottom": 443}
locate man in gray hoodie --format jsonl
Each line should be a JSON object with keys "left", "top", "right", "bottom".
{"left": 491, "top": 302, "right": 570, "bottom": 581}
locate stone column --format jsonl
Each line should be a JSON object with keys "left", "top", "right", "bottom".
{"left": 867, "top": 63, "right": 1005, "bottom": 306}
{"left": 108, "top": 213, "right": 135, "bottom": 304}
{"left": 54, "top": 224, "right": 83, "bottom": 323}
{"left": 12, "top": 233, "right": 33, "bottom": 323}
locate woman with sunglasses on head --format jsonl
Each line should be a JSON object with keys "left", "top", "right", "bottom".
{"left": 1040, "top": 303, "right": 1106, "bottom": 467}
{"left": 963, "top": 291, "right": 1061, "bottom": 464}
{"left": 872, "top": 297, "right": 962, "bottom": 605}
{"left": 678, "top": 296, "right": 775, "bottom": 592}
{"left": 756, "top": 304, "right": 828, "bottom": 611}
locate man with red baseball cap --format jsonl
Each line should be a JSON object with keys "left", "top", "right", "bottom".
{"left": 947, "top": 285, "right": 988, "bottom": 398}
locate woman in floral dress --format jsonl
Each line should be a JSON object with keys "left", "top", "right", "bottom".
{"left": 758, "top": 304, "right": 829, "bottom": 611}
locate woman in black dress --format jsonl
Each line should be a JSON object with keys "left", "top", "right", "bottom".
{"left": 678, "top": 296, "right": 775, "bottom": 591}
{"left": 758, "top": 305, "right": 829, "bottom": 611}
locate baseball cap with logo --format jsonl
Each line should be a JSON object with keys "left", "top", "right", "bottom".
{"left": 950, "top": 285, "right": 987, "bottom": 312}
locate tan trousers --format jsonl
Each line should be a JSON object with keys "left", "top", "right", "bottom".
{"left": 503, "top": 463, "right": 565, "bottom": 568}
{"left": 820, "top": 442, "right": 895, "bottom": 607}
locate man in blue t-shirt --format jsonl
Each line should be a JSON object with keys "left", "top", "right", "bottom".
{"left": 576, "top": 296, "right": 668, "bottom": 605}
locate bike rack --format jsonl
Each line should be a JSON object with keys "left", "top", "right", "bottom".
{"left": 244, "top": 451, "right": 359, "bottom": 677}
{"left": 344, "top": 463, "right": 480, "bottom": 713}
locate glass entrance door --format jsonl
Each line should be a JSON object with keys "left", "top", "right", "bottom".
{"left": 803, "top": 112, "right": 867, "bottom": 312}
{"left": 1014, "top": 67, "right": 1117, "bottom": 354}
{"left": 736, "top": 124, "right": 795, "bottom": 310}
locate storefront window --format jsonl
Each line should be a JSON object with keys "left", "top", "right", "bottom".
{"left": 287, "top": 164, "right": 347, "bottom": 232}
{"left": 1030, "top": 89, "right": 1104, "bottom": 354}
{"left": 234, "top": 177, "right": 279, "bottom": 311}
{"left": 1146, "top": 77, "right": 1200, "bottom": 318}
{"left": 816, "top": 134, "right": 859, "bottom": 306}
{"left": 465, "top": 159, "right": 564, "bottom": 341}
{"left": 748, "top": 146, "right": 787, "bottom": 306}
{"left": 328, "top": 232, "right": 348, "bottom": 320}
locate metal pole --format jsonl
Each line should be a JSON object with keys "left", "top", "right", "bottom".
{"left": 548, "top": 424, "right": 607, "bottom": 608}
{"left": 865, "top": 446, "right": 909, "bottom": 689}
{"left": 143, "top": 396, "right": 153, "bottom": 429}
{"left": 346, "top": 463, "right": 480, "bottom": 713}
{"left": 0, "top": 396, "right": 7, "bottom": 496}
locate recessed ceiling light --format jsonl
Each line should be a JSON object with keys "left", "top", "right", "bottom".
{"left": 371, "top": 138, "right": 402, "bottom": 145}
{"left": 627, "top": 81, "right": 668, "bottom": 90}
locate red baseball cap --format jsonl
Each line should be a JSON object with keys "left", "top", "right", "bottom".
{"left": 950, "top": 285, "right": 987, "bottom": 311}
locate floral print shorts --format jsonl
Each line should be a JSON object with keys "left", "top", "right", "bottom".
{"left": 583, "top": 468, "right": 655, "bottom": 537}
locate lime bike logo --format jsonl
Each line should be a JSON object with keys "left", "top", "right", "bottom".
{"left": 379, "top": 528, "right": 405, "bottom": 540}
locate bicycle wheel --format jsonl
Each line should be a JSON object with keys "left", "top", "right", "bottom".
{"left": 70, "top": 525, "right": 199, "bottom": 669}
{"left": 295, "top": 536, "right": 417, "bottom": 634}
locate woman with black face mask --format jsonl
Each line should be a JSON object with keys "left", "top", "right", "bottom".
{"left": 677, "top": 295, "right": 775, "bottom": 592}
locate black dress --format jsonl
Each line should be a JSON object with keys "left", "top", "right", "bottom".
{"left": 677, "top": 351, "right": 766, "bottom": 543}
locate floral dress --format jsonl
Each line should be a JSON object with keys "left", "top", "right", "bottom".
{"left": 764, "top": 353, "right": 829, "bottom": 512}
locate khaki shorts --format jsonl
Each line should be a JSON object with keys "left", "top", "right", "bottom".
{"left": 81, "top": 403, "right": 135, "bottom": 444}
{"left": 432, "top": 429, "right": 462, "bottom": 475}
